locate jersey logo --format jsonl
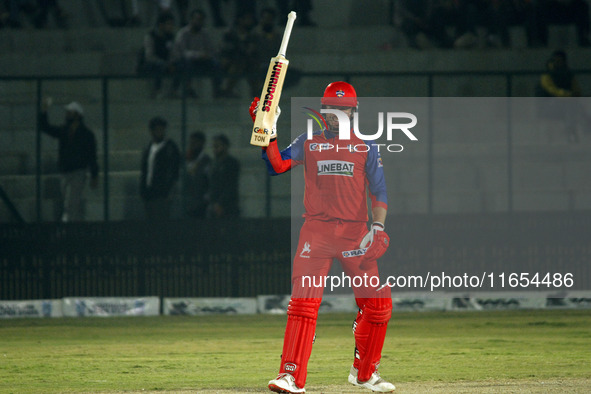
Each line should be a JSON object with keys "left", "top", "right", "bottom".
{"left": 300, "top": 242, "right": 311, "bottom": 258}
{"left": 309, "top": 143, "right": 333, "bottom": 152}
{"left": 377, "top": 157, "right": 383, "bottom": 167}
{"left": 317, "top": 160, "right": 354, "bottom": 177}
{"left": 342, "top": 248, "right": 367, "bottom": 258}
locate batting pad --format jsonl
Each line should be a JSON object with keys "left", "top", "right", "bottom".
{"left": 280, "top": 297, "right": 322, "bottom": 388}
{"left": 354, "top": 295, "right": 393, "bottom": 382}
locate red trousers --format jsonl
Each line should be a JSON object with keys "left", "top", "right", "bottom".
{"left": 278, "top": 219, "right": 392, "bottom": 388}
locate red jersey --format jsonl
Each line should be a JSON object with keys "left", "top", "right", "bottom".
{"left": 262, "top": 129, "right": 388, "bottom": 222}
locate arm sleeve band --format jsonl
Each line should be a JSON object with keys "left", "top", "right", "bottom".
{"left": 261, "top": 133, "right": 306, "bottom": 176}
{"left": 364, "top": 141, "right": 388, "bottom": 210}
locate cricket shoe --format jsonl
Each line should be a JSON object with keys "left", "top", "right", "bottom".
{"left": 268, "top": 373, "right": 306, "bottom": 393}
{"left": 348, "top": 366, "right": 395, "bottom": 392}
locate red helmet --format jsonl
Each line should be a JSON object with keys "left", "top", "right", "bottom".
{"left": 321, "top": 81, "right": 358, "bottom": 108}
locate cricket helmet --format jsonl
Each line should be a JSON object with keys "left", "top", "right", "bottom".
{"left": 321, "top": 81, "right": 358, "bottom": 108}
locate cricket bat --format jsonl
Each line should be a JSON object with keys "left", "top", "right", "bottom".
{"left": 250, "top": 11, "right": 297, "bottom": 147}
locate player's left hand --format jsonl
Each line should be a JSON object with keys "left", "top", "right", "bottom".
{"left": 360, "top": 222, "right": 390, "bottom": 262}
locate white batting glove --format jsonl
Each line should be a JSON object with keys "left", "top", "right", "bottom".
{"left": 360, "top": 222, "right": 385, "bottom": 249}
{"left": 270, "top": 106, "right": 281, "bottom": 139}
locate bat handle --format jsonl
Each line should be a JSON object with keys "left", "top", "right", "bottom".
{"left": 278, "top": 11, "right": 297, "bottom": 57}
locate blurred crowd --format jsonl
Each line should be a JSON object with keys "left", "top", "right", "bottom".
{"left": 398, "top": 0, "right": 591, "bottom": 49}
{"left": 2, "top": 1, "right": 589, "bottom": 50}
{"left": 0, "top": 0, "right": 315, "bottom": 29}
{"left": 136, "top": 5, "right": 302, "bottom": 99}
{"left": 0, "top": 0, "right": 67, "bottom": 28}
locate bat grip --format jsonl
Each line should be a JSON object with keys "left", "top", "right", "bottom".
{"left": 278, "top": 11, "right": 297, "bottom": 57}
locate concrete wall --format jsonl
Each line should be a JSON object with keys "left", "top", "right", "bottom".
{"left": 1, "top": 2, "right": 591, "bottom": 222}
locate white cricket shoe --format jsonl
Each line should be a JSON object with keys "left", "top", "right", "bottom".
{"left": 268, "top": 373, "right": 306, "bottom": 393}
{"left": 348, "top": 366, "right": 395, "bottom": 392}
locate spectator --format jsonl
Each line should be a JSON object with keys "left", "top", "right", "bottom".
{"left": 34, "top": 0, "right": 67, "bottom": 28}
{"left": 137, "top": 11, "right": 176, "bottom": 99}
{"left": 185, "top": 131, "right": 211, "bottom": 218}
{"left": 207, "top": 134, "right": 240, "bottom": 218}
{"left": 537, "top": 50, "right": 582, "bottom": 97}
{"left": 2, "top": 0, "right": 39, "bottom": 28}
{"left": 293, "top": 0, "right": 316, "bottom": 26}
{"left": 156, "top": 0, "right": 188, "bottom": 26}
{"left": 97, "top": 0, "right": 140, "bottom": 27}
{"left": 399, "top": 0, "right": 455, "bottom": 49}
{"left": 486, "top": 0, "right": 537, "bottom": 48}
{"left": 220, "top": 11, "right": 258, "bottom": 98}
{"left": 204, "top": 0, "right": 258, "bottom": 28}
{"left": 533, "top": 0, "right": 591, "bottom": 47}
{"left": 254, "top": 7, "right": 282, "bottom": 77}
{"left": 0, "top": 1, "right": 10, "bottom": 28}
{"left": 255, "top": 7, "right": 282, "bottom": 52}
{"left": 535, "top": 50, "right": 587, "bottom": 142}
{"left": 253, "top": 7, "right": 301, "bottom": 89}
{"left": 140, "top": 116, "right": 180, "bottom": 220}
{"left": 39, "top": 99, "right": 99, "bottom": 222}
{"left": 171, "top": 9, "right": 225, "bottom": 98}
{"left": 204, "top": 0, "right": 227, "bottom": 27}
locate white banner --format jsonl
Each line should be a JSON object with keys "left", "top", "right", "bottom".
{"left": 545, "top": 291, "right": 591, "bottom": 309}
{"left": 62, "top": 297, "right": 160, "bottom": 317}
{"left": 319, "top": 295, "right": 358, "bottom": 313}
{"left": 392, "top": 292, "right": 450, "bottom": 312}
{"left": 257, "top": 295, "right": 359, "bottom": 314}
{"left": 0, "top": 299, "right": 63, "bottom": 319}
{"left": 448, "top": 292, "right": 547, "bottom": 311}
{"left": 257, "top": 295, "right": 289, "bottom": 314}
{"left": 163, "top": 298, "right": 257, "bottom": 315}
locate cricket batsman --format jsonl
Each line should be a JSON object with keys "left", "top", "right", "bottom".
{"left": 249, "top": 81, "right": 395, "bottom": 393}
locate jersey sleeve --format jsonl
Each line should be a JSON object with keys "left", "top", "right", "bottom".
{"left": 261, "top": 133, "right": 306, "bottom": 176}
{"left": 364, "top": 142, "right": 388, "bottom": 210}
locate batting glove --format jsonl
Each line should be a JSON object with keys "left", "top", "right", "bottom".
{"left": 248, "top": 97, "right": 280, "bottom": 140}
{"left": 249, "top": 97, "right": 260, "bottom": 122}
{"left": 360, "top": 222, "right": 390, "bottom": 262}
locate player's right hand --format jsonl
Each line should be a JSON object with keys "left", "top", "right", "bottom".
{"left": 249, "top": 97, "right": 260, "bottom": 122}
{"left": 249, "top": 97, "right": 281, "bottom": 140}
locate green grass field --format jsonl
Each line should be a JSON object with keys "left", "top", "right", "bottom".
{"left": 1, "top": 310, "right": 590, "bottom": 393}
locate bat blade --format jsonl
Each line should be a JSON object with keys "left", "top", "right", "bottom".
{"left": 250, "top": 56, "right": 289, "bottom": 146}
{"left": 250, "top": 11, "right": 296, "bottom": 147}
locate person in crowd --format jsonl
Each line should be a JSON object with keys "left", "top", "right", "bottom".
{"left": 219, "top": 11, "right": 259, "bottom": 98}
{"left": 536, "top": 50, "right": 587, "bottom": 142}
{"left": 97, "top": 0, "right": 141, "bottom": 27}
{"left": 39, "top": 99, "right": 99, "bottom": 222}
{"left": 171, "top": 9, "right": 225, "bottom": 98}
{"left": 533, "top": 0, "right": 591, "bottom": 47}
{"left": 156, "top": 0, "right": 188, "bottom": 26}
{"left": 207, "top": 134, "right": 240, "bottom": 218}
{"left": 137, "top": 11, "right": 176, "bottom": 99}
{"left": 140, "top": 116, "right": 180, "bottom": 220}
{"left": 185, "top": 131, "right": 211, "bottom": 218}
{"left": 252, "top": 7, "right": 301, "bottom": 90}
